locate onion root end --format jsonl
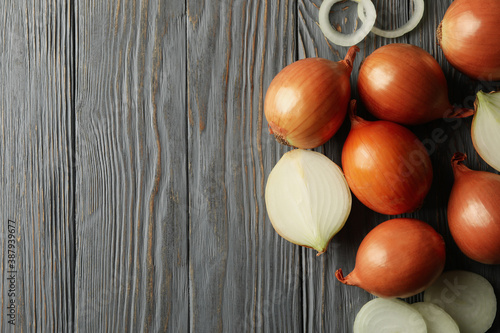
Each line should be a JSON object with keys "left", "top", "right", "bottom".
{"left": 273, "top": 132, "right": 291, "bottom": 147}
{"left": 437, "top": 21, "right": 443, "bottom": 46}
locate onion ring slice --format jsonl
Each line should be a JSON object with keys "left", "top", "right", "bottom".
{"left": 357, "top": 0, "right": 425, "bottom": 38}
{"left": 319, "top": 0, "right": 376, "bottom": 47}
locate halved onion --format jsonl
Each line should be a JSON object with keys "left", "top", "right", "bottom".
{"left": 472, "top": 90, "right": 500, "bottom": 172}
{"left": 411, "top": 302, "right": 459, "bottom": 333}
{"left": 357, "top": 0, "right": 425, "bottom": 38}
{"left": 353, "top": 298, "right": 427, "bottom": 333}
{"left": 319, "top": 0, "right": 376, "bottom": 47}
{"left": 424, "top": 270, "right": 497, "bottom": 333}
{"left": 265, "top": 149, "right": 352, "bottom": 255}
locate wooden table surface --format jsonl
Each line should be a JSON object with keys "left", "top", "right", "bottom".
{"left": 1, "top": 0, "right": 499, "bottom": 332}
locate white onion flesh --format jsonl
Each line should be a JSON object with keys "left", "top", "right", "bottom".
{"left": 424, "top": 270, "right": 497, "bottom": 333}
{"left": 357, "top": 0, "right": 425, "bottom": 38}
{"left": 353, "top": 298, "right": 427, "bottom": 333}
{"left": 265, "top": 149, "right": 352, "bottom": 254}
{"left": 319, "top": 0, "right": 376, "bottom": 47}
{"left": 472, "top": 90, "right": 500, "bottom": 172}
{"left": 411, "top": 302, "right": 460, "bottom": 333}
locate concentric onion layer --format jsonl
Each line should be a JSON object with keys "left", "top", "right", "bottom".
{"left": 319, "top": 0, "right": 376, "bottom": 47}
{"left": 353, "top": 298, "right": 427, "bottom": 333}
{"left": 265, "top": 149, "right": 352, "bottom": 254}
{"left": 411, "top": 302, "right": 459, "bottom": 333}
{"left": 357, "top": 0, "right": 425, "bottom": 38}
{"left": 424, "top": 270, "right": 497, "bottom": 333}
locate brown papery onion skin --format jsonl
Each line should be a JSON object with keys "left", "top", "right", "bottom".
{"left": 357, "top": 43, "right": 472, "bottom": 125}
{"left": 438, "top": 0, "right": 500, "bottom": 81}
{"left": 264, "top": 46, "right": 359, "bottom": 149}
{"left": 336, "top": 218, "right": 446, "bottom": 298}
{"left": 341, "top": 100, "right": 433, "bottom": 215}
{"left": 448, "top": 153, "right": 500, "bottom": 265}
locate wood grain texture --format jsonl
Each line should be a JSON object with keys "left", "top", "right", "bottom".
{"left": 187, "top": 1, "right": 304, "bottom": 332}
{"left": 75, "top": 0, "right": 188, "bottom": 331}
{"left": 2, "top": 0, "right": 499, "bottom": 332}
{"left": 0, "top": 0, "right": 75, "bottom": 331}
{"left": 298, "top": 0, "right": 500, "bottom": 331}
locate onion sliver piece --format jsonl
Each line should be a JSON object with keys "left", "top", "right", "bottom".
{"left": 472, "top": 90, "right": 500, "bottom": 172}
{"left": 357, "top": 0, "right": 424, "bottom": 38}
{"left": 424, "top": 270, "right": 497, "bottom": 333}
{"left": 265, "top": 149, "right": 352, "bottom": 255}
{"left": 353, "top": 298, "right": 427, "bottom": 333}
{"left": 319, "top": 0, "right": 376, "bottom": 47}
{"left": 411, "top": 302, "right": 459, "bottom": 333}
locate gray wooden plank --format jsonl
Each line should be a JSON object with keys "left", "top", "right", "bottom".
{"left": 186, "top": 1, "right": 303, "bottom": 332}
{"left": 75, "top": 0, "right": 188, "bottom": 331}
{"left": 297, "top": 3, "right": 372, "bottom": 331}
{"left": 298, "top": 0, "right": 500, "bottom": 331}
{"left": 0, "top": 0, "right": 75, "bottom": 331}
